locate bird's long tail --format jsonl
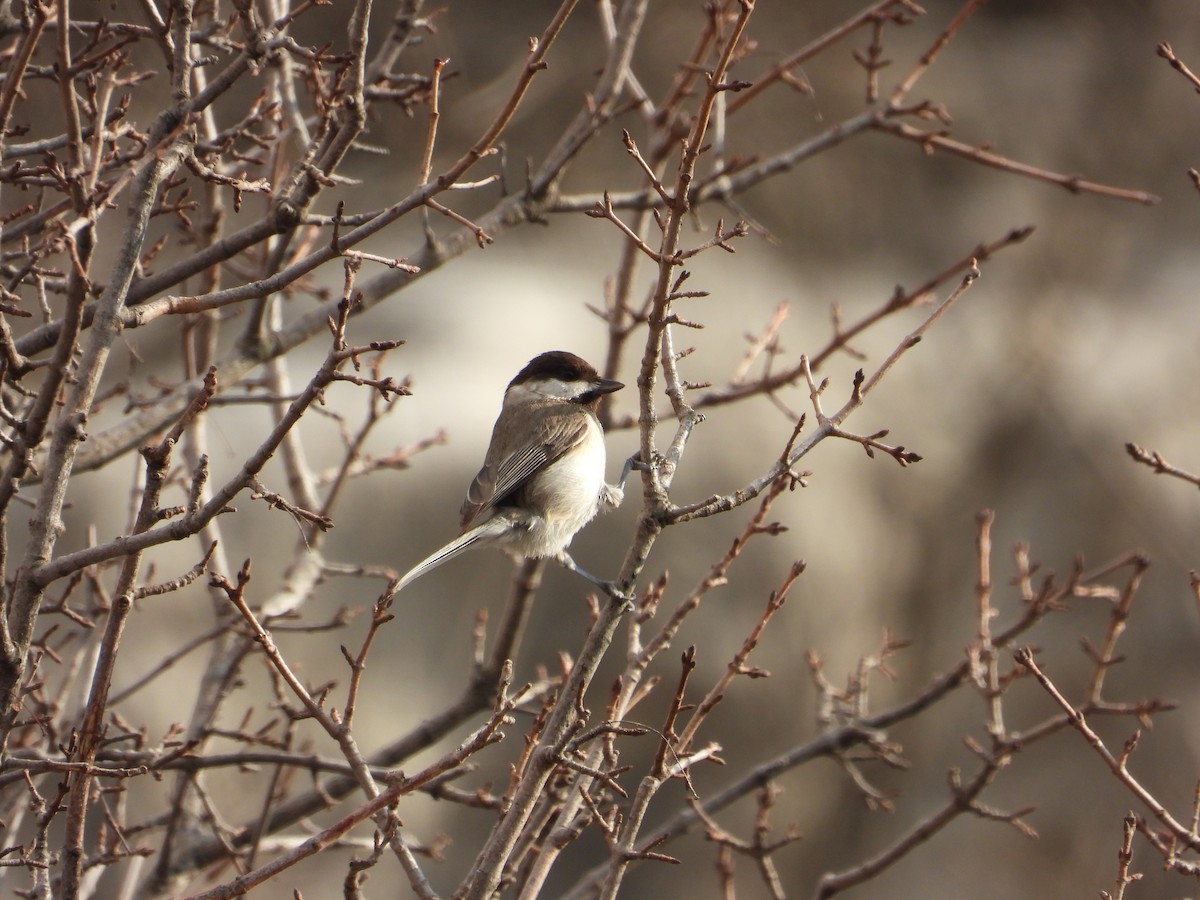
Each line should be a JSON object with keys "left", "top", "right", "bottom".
{"left": 395, "top": 516, "right": 513, "bottom": 592}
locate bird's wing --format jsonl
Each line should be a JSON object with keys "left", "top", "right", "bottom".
{"left": 460, "top": 405, "right": 591, "bottom": 529}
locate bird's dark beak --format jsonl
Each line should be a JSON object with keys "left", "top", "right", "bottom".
{"left": 579, "top": 377, "right": 623, "bottom": 405}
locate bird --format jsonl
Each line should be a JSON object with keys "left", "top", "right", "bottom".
{"left": 396, "top": 350, "right": 634, "bottom": 597}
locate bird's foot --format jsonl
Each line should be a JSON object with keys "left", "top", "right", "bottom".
{"left": 616, "top": 451, "right": 653, "bottom": 492}
{"left": 598, "top": 579, "right": 634, "bottom": 611}
{"left": 555, "top": 552, "right": 634, "bottom": 610}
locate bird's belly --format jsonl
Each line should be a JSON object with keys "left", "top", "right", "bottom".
{"left": 515, "top": 424, "right": 607, "bottom": 556}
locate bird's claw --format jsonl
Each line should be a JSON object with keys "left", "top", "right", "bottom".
{"left": 616, "top": 451, "right": 654, "bottom": 492}
{"left": 600, "top": 580, "right": 635, "bottom": 610}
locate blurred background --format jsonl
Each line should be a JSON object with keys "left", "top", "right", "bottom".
{"left": 40, "top": 0, "right": 1200, "bottom": 897}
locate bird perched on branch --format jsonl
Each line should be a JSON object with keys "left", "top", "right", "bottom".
{"left": 396, "top": 351, "right": 635, "bottom": 597}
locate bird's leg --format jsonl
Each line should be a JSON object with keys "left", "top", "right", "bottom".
{"left": 602, "top": 452, "right": 653, "bottom": 511}
{"left": 617, "top": 451, "right": 652, "bottom": 491}
{"left": 555, "top": 551, "right": 633, "bottom": 607}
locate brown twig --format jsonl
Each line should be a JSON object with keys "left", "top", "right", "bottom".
{"left": 1015, "top": 649, "right": 1198, "bottom": 853}
{"left": 1102, "top": 814, "right": 1142, "bottom": 900}
{"left": 1157, "top": 42, "right": 1200, "bottom": 93}
{"left": 873, "top": 119, "right": 1159, "bottom": 205}
{"left": 1125, "top": 441, "right": 1200, "bottom": 490}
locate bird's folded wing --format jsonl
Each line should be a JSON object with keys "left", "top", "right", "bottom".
{"left": 460, "top": 408, "right": 590, "bottom": 528}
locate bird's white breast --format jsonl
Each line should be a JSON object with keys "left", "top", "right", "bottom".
{"left": 520, "top": 414, "right": 606, "bottom": 556}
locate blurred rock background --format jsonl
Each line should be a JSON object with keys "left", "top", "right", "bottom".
{"left": 32, "top": 1, "right": 1200, "bottom": 897}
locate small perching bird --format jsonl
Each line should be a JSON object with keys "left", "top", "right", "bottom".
{"left": 396, "top": 351, "right": 634, "bottom": 597}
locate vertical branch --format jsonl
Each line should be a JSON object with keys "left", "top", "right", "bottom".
{"left": 0, "top": 258, "right": 87, "bottom": 674}
{"left": 59, "top": 433, "right": 180, "bottom": 899}
{"left": 417, "top": 56, "right": 447, "bottom": 242}
{"left": 460, "top": 7, "right": 761, "bottom": 898}
{"left": 628, "top": 0, "right": 756, "bottom": 574}
{"left": 156, "top": 33, "right": 242, "bottom": 879}
{"left": 168, "top": 0, "right": 196, "bottom": 104}
{"left": 973, "top": 509, "right": 1004, "bottom": 741}
{"left": 1086, "top": 556, "right": 1149, "bottom": 705}
{"left": 0, "top": 0, "right": 197, "bottom": 748}
{"left": 417, "top": 57, "right": 446, "bottom": 191}
{"left": 55, "top": 0, "right": 88, "bottom": 212}
{"left": 0, "top": 4, "right": 48, "bottom": 147}
{"left": 0, "top": 139, "right": 189, "bottom": 744}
